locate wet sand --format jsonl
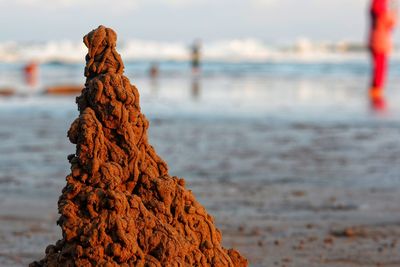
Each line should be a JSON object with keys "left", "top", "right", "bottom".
{"left": 0, "top": 104, "right": 399, "bottom": 266}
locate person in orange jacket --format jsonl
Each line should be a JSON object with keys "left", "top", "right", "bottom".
{"left": 369, "top": 0, "right": 397, "bottom": 107}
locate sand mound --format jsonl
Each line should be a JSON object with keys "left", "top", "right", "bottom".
{"left": 30, "top": 26, "right": 247, "bottom": 267}
{"left": 44, "top": 85, "right": 83, "bottom": 96}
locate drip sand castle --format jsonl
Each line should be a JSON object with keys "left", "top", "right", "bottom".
{"left": 30, "top": 26, "right": 247, "bottom": 267}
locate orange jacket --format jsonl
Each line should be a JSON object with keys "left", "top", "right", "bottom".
{"left": 370, "top": 10, "right": 397, "bottom": 53}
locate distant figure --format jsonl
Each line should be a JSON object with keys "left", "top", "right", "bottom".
{"left": 191, "top": 40, "right": 201, "bottom": 74}
{"left": 24, "top": 61, "right": 38, "bottom": 89}
{"left": 149, "top": 62, "right": 159, "bottom": 79}
{"left": 149, "top": 62, "right": 160, "bottom": 94}
{"left": 369, "top": 0, "right": 397, "bottom": 107}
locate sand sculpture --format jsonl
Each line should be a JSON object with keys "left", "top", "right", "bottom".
{"left": 30, "top": 26, "right": 247, "bottom": 267}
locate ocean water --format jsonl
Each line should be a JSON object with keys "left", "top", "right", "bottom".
{"left": 1, "top": 59, "right": 400, "bottom": 122}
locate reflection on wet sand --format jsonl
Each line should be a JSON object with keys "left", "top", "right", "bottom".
{"left": 150, "top": 77, "right": 159, "bottom": 96}
{"left": 191, "top": 76, "right": 200, "bottom": 100}
{"left": 370, "top": 94, "right": 387, "bottom": 113}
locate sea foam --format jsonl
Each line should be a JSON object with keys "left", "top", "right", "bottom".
{"left": 0, "top": 38, "right": 384, "bottom": 63}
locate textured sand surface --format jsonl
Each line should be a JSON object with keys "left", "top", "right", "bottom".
{"left": 0, "top": 111, "right": 399, "bottom": 266}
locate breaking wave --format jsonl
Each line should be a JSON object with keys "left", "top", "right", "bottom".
{"left": 0, "top": 38, "right": 383, "bottom": 63}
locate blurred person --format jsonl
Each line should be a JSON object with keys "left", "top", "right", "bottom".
{"left": 24, "top": 61, "right": 39, "bottom": 89}
{"left": 149, "top": 62, "right": 160, "bottom": 79}
{"left": 368, "top": 0, "right": 397, "bottom": 109}
{"left": 149, "top": 62, "right": 160, "bottom": 95}
{"left": 191, "top": 40, "right": 201, "bottom": 74}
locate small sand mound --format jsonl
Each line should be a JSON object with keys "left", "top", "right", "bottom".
{"left": 30, "top": 26, "right": 247, "bottom": 267}
{"left": 44, "top": 85, "right": 83, "bottom": 96}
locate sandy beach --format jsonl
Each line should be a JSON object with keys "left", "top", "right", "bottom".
{"left": 0, "top": 85, "right": 399, "bottom": 266}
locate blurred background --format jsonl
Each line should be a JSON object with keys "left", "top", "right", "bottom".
{"left": 1, "top": 1, "right": 400, "bottom": 267}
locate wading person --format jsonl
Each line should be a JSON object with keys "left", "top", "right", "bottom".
{"left": 369, "top": 0, "right": 397, "bottom": 108}
{"left": 191, "top": 40, "right": 201, "bottom": 74}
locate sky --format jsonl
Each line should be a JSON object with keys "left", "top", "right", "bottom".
{"left": 0, "top": 0, "right": 380, "bottom": 43}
